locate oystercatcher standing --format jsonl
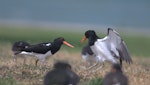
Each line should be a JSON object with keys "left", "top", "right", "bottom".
{"left": 12, "top": 37, "right": 74, "bottom": 65}
{"left": 81, "top": 28, "right": 132, "bottom": 70}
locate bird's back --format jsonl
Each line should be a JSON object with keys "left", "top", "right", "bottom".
{"left": 12, "top": 41, "right": 30, "bottom": 55}
{"left": 44, "top": 69, "right": 79, "bottom": 85}
{"left": 102, "top": 72, "right": 128, "bottom": 85}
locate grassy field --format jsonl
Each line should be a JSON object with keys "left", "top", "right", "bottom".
{"left": 0, "top": 26, "right": 150, "bottom": 85}
{"left": 0, "top": 44, "right": 149, "bottom": 85}
{"left": 0, "top": 27, "right": 150, "bottom": 56}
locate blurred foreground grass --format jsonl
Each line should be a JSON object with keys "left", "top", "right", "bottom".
{"left": 0, "top": 49, "right": 149, "bottom": 85}
{"left": 0, "top": 77, "right": 21, "bottom": 85}
{"left": 0, "top": 26, "right": 150, "bottom": 57}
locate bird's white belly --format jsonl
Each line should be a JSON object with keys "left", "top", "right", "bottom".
{"left": 20, "top": 51, "right": 34, "bottom": 56}
{"left": 20, "top": 51, "right": 52, "bottom": 61}
{"left": 91, "top": 41, "right": 117, "bottom": 63}
{"left": 35, "top": 51, "right": 52, "bottom": 59}
{"left": 91, "top": 42, "right": 107, "bottom": 57}
{"left": 82, "top": 54, "right": 98, "bottom": 63}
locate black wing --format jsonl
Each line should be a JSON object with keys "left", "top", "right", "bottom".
{"left": 12, "top": 41, "right": 30, "bottom": 55}
{"left": 21, "top": 42, "right": 52, "bottom": 54}
{"left": 12, "top": 41, "right": 30, "bottom": 51}
{"left": 82, "top": 45, "right": 94, "bottom": 55}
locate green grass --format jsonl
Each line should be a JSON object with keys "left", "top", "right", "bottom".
{"left": 87, "top": 77, "right": 103, "bottom": 85}
{"left": 0, "top": 26, "right": 150, "bottom": 56}
{"left": 0, "top": 77, "right": 18, "bottom": 85}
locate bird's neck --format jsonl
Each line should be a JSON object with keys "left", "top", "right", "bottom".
{"left": 51, "top": 42, "right": 62, "bottom": 54}
{"left": 88, "top": 35, "right": 99, "bottom": 46}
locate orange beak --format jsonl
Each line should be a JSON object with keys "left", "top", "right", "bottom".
{"left": 80, "top": 36, "right": 87, "bottom": 44}
{"left": 63, "top": 41, "right": 74, "bottom": 48}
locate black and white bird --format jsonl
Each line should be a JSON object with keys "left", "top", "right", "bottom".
{"left": 81, "top": 28, "right": 132, "bottom": 69}
{"left": 12, "top": 37, "right": 74, "bottom": 65}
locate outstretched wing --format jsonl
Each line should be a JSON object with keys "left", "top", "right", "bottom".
{"left": 106, "top": 28, "right": 132, "bottom": 64}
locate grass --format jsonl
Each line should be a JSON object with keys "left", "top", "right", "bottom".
{"left": 0, "top": 43, "right": 150, "bottom": 85}
{"left": 0, "top": 26, "right": 150, "bottom": 85}
{"left": 0, "top": 77, "right": 17, "bottom": 85}
{"left": 87, "top": 77, "right": 103, "bottom": 85}
{"left": 0, "top": 26, "right": 150, "bottom": 56}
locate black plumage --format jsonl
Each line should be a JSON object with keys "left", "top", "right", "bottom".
{"left": 82, "top": 45, "right": 94, "bottom": 56}
{"left": 12, "top": 38, "right": 66, "bottom": 54}
{"left": 102, "top": 64, "right": 128, "bottom": 85}
{"left": 12, "top": 37, "right": 74, "bottom": 65}
{"left": 12, "top": 41, "right": 30, "bottom": 55}
{"left": 44, "top": 62, "right": 80, "bottom": 85}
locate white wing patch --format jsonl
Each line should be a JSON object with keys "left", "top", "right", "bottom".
{"left": 20, "top": 51, "right": 32, "bottom": 55}
{"left": 25, "top": 46, "right": 28, "bottom": 48}
{"left": 45, "top": 43, "right": 51, "bottom": 46}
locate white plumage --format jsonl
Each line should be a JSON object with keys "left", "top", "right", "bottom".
{"left": 81, "top": 28, "right": 132, "bottom": 69}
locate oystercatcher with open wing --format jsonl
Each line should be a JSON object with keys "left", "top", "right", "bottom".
{"left": 81, "top": 28, "right": 132, "bottom": 70}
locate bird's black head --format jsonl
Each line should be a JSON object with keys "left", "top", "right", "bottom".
{"left": 111, "top": 64, "right": 122, "bottom": 73}
{"left": 53, "top": 37, "right": 74, "bottom": 48}
{"left": 81, "top": 30, "right": 99, "bottom": 46}
{"left": 44, "top": 61, "right": 80, "bottom": 85}
{"left": 50, "top": 37, "right": 74, "bottom": 54}
{"left": 53, "top": 37, "right": 65, "bottom": 44}
{"left": 85, "top": 30, "right": 97, "bottom": 38}
{"left": 54, "top": 61, "right": 71, "bottom": 70}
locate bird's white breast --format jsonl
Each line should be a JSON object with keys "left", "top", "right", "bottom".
{"left": 20, "top": 51, "right": 52, "bottom": 59}
{"left": 20, "top": 51, "right": 34, "bottom": 56}
{"left": 91, "top": 39, "right": 108, "bottom": 56}
{"left": 90, "top": 39, "right": 117, "bottom": 63}
{"left": 35, "top": 51, "right": 52, "bottom": 59}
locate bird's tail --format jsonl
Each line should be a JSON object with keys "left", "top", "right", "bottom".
{"left": 12, "top": 41, "right": 30, "bottom": 55}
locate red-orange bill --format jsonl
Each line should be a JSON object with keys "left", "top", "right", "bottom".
{"left": 80, "top": 36, "right": 87, "bottom": 44}
{"left": 63, "top": 41, "right": 74, "bottom": 48}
